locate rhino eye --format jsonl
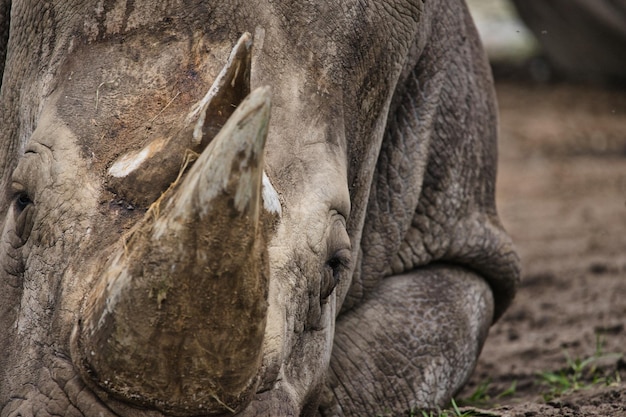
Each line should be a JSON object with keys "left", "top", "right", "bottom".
{"left": 320, "top": 249, "right": 351, "bottom": 303}
{"left": 15, "top": 193, "right": 32, "bottom": 212}
{"left": 13, "top": 192, "right": 35, "bottom": 245}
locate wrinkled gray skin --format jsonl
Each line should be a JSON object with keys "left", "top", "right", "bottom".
{"left": 0, "top": 1, "right": 519, "bottom": 416}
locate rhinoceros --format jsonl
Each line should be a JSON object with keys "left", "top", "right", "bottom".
{"left": 0, "top": 1, "right": 519, "bottom": 416}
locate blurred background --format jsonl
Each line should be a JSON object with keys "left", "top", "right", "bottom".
{"left": 456, "top": 2, "right": 626, "bottom": 416}
{"left": 469, "top": 0, "right": 626, "bottom": 85}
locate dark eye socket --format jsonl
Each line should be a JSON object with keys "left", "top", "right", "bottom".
{"left": 326, "top": 256, "right": 343, "bottom": 271}
{"left": 326, "top": 249, "right": 351, "bottom": 272}
{"left": 10, "top": 190, "right": 36, "bottom": 248}
{"left": 320, "top": 250, "right": 352, "bottom": 302}
{"left": 15, "top": 193, "right": 33, "bottom": 212}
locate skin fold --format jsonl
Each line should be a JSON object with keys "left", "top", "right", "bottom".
{"left": 0, "top": 1, "right": 519, "bottom": 416}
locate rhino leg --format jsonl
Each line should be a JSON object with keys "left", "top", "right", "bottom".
{"left": 321, "top": 266, "right": 493, "bottom": 415}
{"left": 323, "top": 2, "right": 519, "bottom": 414}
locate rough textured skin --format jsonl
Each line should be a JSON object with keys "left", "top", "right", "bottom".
{"left": 0, "top": 1, "right": 519, "bottom": 416}
{"left": 0, "top": 0, "right": 8, "bottom": 87}
{"left": 512, "top": 0, "right": 626, "bottom": 84}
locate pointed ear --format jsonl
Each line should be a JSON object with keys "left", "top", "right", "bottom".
{"left": 193, "top": 32, "right": 253, "bottom": 148}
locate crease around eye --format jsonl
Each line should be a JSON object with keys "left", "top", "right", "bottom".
{"left": 320, "top": 249, "right": 352, "bottom": 302}
{"left": 12, "top": 192, "right": 35, "bottom": 246}
{"left": 15, "top": 193, "right": 33, "bottom": 212}
{"left": 326, "top": 248, "right": 352, "bottom": 271}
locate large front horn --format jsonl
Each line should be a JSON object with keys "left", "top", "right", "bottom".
{"left": 73, "top": 86, "right": 271, "bottom": 416}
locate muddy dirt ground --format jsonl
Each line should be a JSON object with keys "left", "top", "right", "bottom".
{"left": 454, "top": 81, "right": 626, "bottom": 416}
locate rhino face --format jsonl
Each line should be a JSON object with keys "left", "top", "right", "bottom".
{"left": 2, "top": 36, "right": 351, "bottom": 415}
{"left": 0, "top": 19, "right": 361, "bottom": 417}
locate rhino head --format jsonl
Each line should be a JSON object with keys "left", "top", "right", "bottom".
{"left": 0, "top": 1, "right": 519, "bottom": 416}
{"left": 1, "top": 30, "right": 352, "bottom": 415}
